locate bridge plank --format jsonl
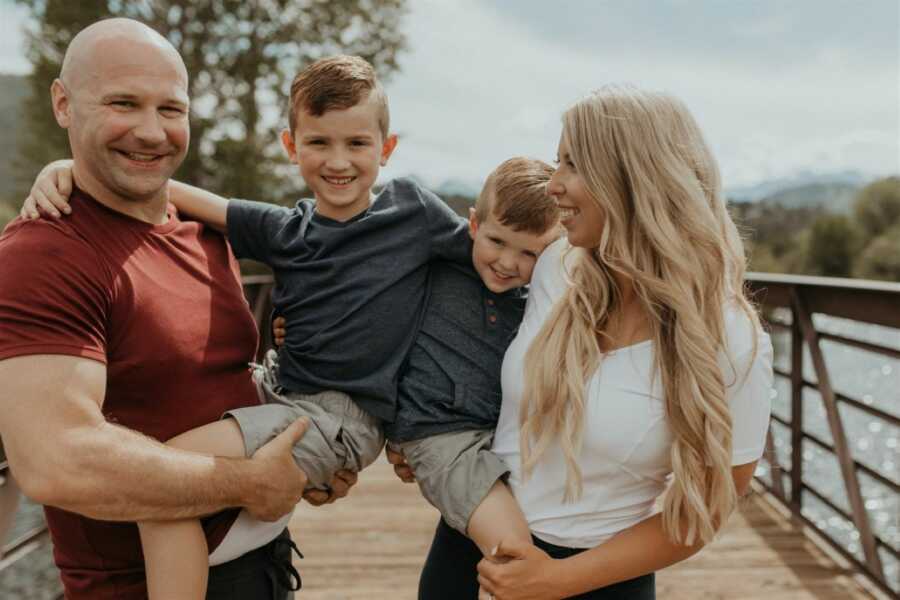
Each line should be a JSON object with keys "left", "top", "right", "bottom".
{"left": 289, "top": 460, "right": 880, "bottom": 599}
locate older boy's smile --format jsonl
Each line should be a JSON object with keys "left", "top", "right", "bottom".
{"left": 322, "top": 175, "right": 356, "bottom": 186}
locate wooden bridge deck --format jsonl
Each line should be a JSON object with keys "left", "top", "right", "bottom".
{"left": 289, "top": 459, "right": 884, "bottom": 600}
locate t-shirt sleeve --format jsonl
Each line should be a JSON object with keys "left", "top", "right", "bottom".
{"left": 725, "top": 330, "right": 774, "bottom": 465}
{"left": 226, "top": 199, "right": 293, "bottom": 263}
{"left": 418, "top": 185, "right": 471, "bottom": 264}
{"left": 0, "top": 223, "right": 111, "bottom": 362}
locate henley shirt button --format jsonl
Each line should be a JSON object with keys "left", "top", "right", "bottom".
{"left": 487, "top": 299, "right": 495, "bottom": 306}
{"left": 488, "top": 314, "right": 497, "bottom": 323}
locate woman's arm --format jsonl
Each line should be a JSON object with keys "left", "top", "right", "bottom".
{"left": 477, "top": 461, "right": 758, "bottom": 600}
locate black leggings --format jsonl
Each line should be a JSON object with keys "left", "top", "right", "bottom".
{"left": 418, "top": 519, "right": 655, "bottom": 600}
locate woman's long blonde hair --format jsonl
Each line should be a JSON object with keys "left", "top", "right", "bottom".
{"left": 520, "top": 85, "right": 760, "bottom": 545}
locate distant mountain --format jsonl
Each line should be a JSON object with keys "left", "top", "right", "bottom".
{"left": 725, "top": 170, "right": 869, "bottom": 202}
{"left": 762, "top": 182, "right": 861, "bottom": 214}
{"left": 434, "top": 177, "right": 481, "bottom": 198}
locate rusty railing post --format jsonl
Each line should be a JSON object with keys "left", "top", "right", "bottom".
{"left": 791, "top": 289, "right": 885, "bottom": 580}
{"left": 790, "top": 293, "right": 804, "bottom": 512}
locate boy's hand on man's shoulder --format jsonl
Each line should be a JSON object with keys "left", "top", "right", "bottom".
{"left": 22, "top": 159, "right": 75, "bottom": 220}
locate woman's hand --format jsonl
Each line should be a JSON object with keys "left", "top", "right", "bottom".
{"left": 477, "top": 539, "right": 565, "bottom": 600}
{"left": 21, "top": 159, "right": 75, "bottom": 219}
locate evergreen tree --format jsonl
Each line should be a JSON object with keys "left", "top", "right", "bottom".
{"left": 12, "top": 0, "right": 407, "bottom": 205}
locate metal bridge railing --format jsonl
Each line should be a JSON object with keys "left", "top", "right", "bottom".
{"left": 746, "top": 273, "right": 900, "bottom": 597}
{"left": 1, "top": 272, "right": 897, "bottom": 597}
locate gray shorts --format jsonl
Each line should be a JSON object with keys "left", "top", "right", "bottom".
{"left": 226, "top": 350, "right": 384, "bottom": 491}
{"left": 390, "top": 429, "right": 509, "bottom": 535}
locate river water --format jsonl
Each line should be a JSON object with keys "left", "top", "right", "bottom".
{"left": 757, "top": 310, "right": 899, "bottom": 592}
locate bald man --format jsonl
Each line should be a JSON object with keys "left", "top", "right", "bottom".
{"left": 0, "top": 19, "right": 349, "bottom": 599}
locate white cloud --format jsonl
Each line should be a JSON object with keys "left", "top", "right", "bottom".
{"left": 0, "top": 2, "right": 30, "bottom": 74}
{"left": 380, "top": 1, "right": 899, "bottom": 189}
{"left": 1, "top": 1, "right": 897, "bottom": 190}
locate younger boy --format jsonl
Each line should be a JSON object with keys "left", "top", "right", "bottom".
{"left": 383, "top": 156, "right": 560, "bottom": 558}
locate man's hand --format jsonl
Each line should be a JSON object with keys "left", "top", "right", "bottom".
{"left": 243, "top": 418, "right": 310, "bottom": 521}
{"left": 385, "top": 445, "right": 415, "bottom": 483}
{"left": 302, "top": 469, "right": 358, "bottom": 506}
{"left": 21, "top": 159, "right": 75, "bottom": 219}
{"left": 272, "top": 316, "right": 286, "bottom": 347}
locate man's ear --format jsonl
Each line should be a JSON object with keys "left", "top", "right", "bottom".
{"left": 380, "top": 133, "right": 398, "bottom": 166}
{"left": 281, "top": 129, "right": 298, "bottom": 163}
{"left": 468, "top": 207, "right": 478, "bottom": 240}
{"left": 50, "top": 79, "right": 71, "bottom": 129}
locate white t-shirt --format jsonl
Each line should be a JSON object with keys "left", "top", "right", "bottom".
{"left": 492, "top": 238, "right": 774, "bottom": 548}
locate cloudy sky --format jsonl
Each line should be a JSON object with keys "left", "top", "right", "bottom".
{"left": 1, "top": 0, "right": 898, "bottom": 193}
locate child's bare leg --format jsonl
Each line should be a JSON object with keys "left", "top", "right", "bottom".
{"left": 466, "top": 480, "right": 532, "bottom": 557}
{"left": 140, "top": 419, "right": 247, "bottom": 599}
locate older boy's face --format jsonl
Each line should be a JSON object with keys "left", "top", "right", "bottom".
{"left": 468, "top": 204, "right": 561, "bottom": 293}
{"left": 282, "top": 93, "right": 397, "bottom": 222}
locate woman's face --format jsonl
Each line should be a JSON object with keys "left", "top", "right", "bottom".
{"left": 547, "top": 134, "right": 605, "bottom": 248}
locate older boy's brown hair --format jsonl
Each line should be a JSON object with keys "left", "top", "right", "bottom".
{"left": 288, "top": 55, "right": 389, "bottom": 138}
{"left": 475, "top": 157, "right": 558, "bottom": 234}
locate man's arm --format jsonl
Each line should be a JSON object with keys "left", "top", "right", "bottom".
{"left": 0, "top": 354, "right": 309, "bottom": 522}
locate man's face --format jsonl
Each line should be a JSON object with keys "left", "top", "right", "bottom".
{"left": 282, "top": 93, "right": 397, "bottom": 222}
{"left": 469, "top": 204, "right": 561, "bottom": 293}
{"left": 61, "top": 46, "right": 189, "bottom": 204}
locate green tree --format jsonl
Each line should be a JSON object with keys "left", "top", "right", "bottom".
{"left": 853, "top": 176, "right": 900, "bottom": 239}
{"left": 853, "top": 225, "right": 900, "bottom": 282}
{"left": 805, "top": 214, "right": 862, "bottom": 277}
{"left": 746, "top": 242, "right": 784, "bottom": 274}
{"left": 12, "top": 0, "right": 407, "bottom": 205}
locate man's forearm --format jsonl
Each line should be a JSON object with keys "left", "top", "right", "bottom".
{"left": 24, "top": 420, "right": 256, "bottom": 521}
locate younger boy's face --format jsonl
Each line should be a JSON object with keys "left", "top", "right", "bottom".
{"left": 281, "top": 93, "right": 397, "bottom": 222}
{"left": 469, "top": 204, "right": 561, "bottom": 294}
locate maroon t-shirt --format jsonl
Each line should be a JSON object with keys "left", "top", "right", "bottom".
{"left": 0, "top": 189, "right": 261, "bottom": 599}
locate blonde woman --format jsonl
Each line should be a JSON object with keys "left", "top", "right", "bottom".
{"left": 408, "top": 86, "right": 773, "bottom": 600}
